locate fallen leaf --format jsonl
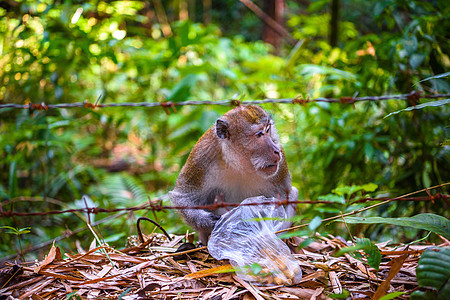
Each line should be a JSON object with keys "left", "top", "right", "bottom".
{"left": 185, "top": 264, "right": 235, "bottom": 279}
{"left": 34, "top": 243, "right": 57, "bottom": 273}
{"left": 372, "top": 254, "right": 408, "bottom": 300}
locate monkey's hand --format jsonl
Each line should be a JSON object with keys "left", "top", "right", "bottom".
{"left": 286, "top": 186, "right": 298, "bottom": 218}
{"left": 169, "top": 191, "right": 220, "bottom": 231}
{"left": 277, "top": 186, "right": 298, "bottom": 232}
{"left": 183, "top": 209, "right": 220, "bottom": 231}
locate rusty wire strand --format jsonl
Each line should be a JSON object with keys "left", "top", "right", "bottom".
{"left": 0, "top": 91, "right": 448, "bottom": 110}
{"left": 0, "top": 194, "right": 448, "bottom": 218}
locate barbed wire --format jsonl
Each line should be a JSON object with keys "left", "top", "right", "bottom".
{"left": 0, "top": 91, "right": 448, "bottom": 112}
{"left": 1, "top": 193, "right": 447, "bottom": 218}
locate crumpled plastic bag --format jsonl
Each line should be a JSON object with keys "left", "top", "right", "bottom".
{"left": 207, "top": 196, "right": 302, "bottom": 285}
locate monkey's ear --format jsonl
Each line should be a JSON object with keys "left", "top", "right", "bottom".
{"left": 216, "top": 119, "right": 229, "bottom": 139}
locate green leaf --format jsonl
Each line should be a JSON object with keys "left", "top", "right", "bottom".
{"left": 360, "top": 183, "right": 378, "bottom": 192}
{"left": 285, "top": 39, "right": 306, "bottom": 70}
{"left": 17, "top": 227, "right": 31, "bottom": 235}
{"left": 0, "top": 226, "right": 30, "bottom": 235}
{"left": 298, "top": 64, "right": 357, "bottom": 81}
{"left": 329, "top": 289, "right": 351, "bottom": 299}
{"left": 417, "top": 247, "right": 450, "bottom": 287}
{"left": 250, "top": 263, "right": 262, "bottom": 275}
{"left": 166, "top": 73, "right": 207, "bottom": 102}
{"left": 355, "top": 238, "right": 381, "bottom": 271}
{"left": 339, "top": 214, "right": 450, "bottom": 239}
{"left": 332, "top": 183, "right": 377, "bottom": 196}
{"left": 410, "top": 53, "right": 426, "bottom": 69}
{"left": 414, "top": 72, "right": 450, "bottom": 86}
{"left": 318, "top": 194, "right": 345, "bottom": 204}
{"left": 9, "top": 161, "right": 17, "bottom": 198}
{"left": 379, "top": 291, "right": 407, "bottom": 300}
{"left": 66, "top": 291, "right": 82, "bottom": 300}
{"left": 384, "top": 99, "right": 450, "bottom": 118}
{"left": 307, "top": 0, "right": 331, "bottom": 12}
{"left": 103, "top": 232, "right": 126, "bottom": 243}
{"left": 117, "top": 287, "right": 132, "bottom": 300}
{"left": 0, "top": 226, "right": 17, "bottom": 231}
{"left": 298, "top": 237, "right": 315, "bottom": 248}
{"left": 335, "top": 244, "right": 363, "bottom": 256}
{"left": 410, "top": 290, "right": 437, "bottom": 300}
{"left": 278, "top": 229, "right": 309, "bottom": 239}
{"left": 309, "top": 216, "right": 322, "bottom": 232}
{"left": 335, "top": 238, "right": 381, "bottom": 271}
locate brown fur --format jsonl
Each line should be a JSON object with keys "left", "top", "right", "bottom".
{"left": 169, "top": 105, "right": 297, "bottom": 244}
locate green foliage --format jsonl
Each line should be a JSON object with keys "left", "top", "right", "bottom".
{"left": 1, "top": 226, "right": 31, "bottom": 260}
{"left": 0, "top": 0, "right": 448, "bottom": 258}
{"left": 308, "top": 216, "right": 322, "bottom": 232}
{"left": 66, "top": 291, "right": 82, "bottom": 300}
{"left": 335, "top": 237, "right": 382, "bottom": 271}
{"left": 384, "top": 99, "right": 450, "bottom": 118}
{"left": 332, "top": 183, "right": 378, "bottom": 198}
{"left": 339, "top": 214, "right": 450, "bottom": 240}
{"left": 250, "top": 263, "right": 263, "bottom": 275}
{"left": 118, "top": 287, "right": 132, "bottom": 300}
{"left": 329, "top": 289, "right": 351, "bottom": 299}
{"left": 0, "top": 226, "right": 31, "bottom": 236}
{"left": 379, "top": 292, "right": 407, "bottom": 300}
{"left": 411, "top": 247, "right": 450, "bottom": 300}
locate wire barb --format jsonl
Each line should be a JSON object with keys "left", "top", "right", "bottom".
{"left": 1, "top": 92, "right": 448, "bottom": 111}
{"left": 1, "top": 192, "right": 448, "bottom": 218}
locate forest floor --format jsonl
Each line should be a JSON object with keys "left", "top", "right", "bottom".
{"left": 0, "top": 231, "right": 438, "bottom": 299}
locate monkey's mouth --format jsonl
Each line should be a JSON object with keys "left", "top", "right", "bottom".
{"left": 262, "top": 164, "right": 278, "bottom": 173}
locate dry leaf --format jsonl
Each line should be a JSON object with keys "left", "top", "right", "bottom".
{"left": 329, "top": 271, "right": 342, "bottom": 294}
{"left": 34, "top": 243, "right": 57, "bottom": 273}
{"left": 372, "top": 254, "right": 408, "bottom": 300}
{"left": 3, "top": 233, "right": 428, "bottom": 299}
{"left": 185, "top": 264, "right": 234, "bottom": 279}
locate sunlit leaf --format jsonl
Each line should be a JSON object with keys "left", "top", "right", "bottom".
{"left": 384, "top": 99, "right": 450, "bottom": 118}
{"left": 414, "top": 72, "right": 450, "bottom": 86}
{"left": 335, "top": 237, "right": 381, "bottom": 270}
{"left": 318, "top": 194, "right": 345, "bottom": 204}
{"left": 340, "top": 214, "right": 450, "bottom": 239}
{"left": 309, "top": 216, "right": 322, "bottom": 231}
{"left": 379, "top": 292, "right": 407, "bottom": 300}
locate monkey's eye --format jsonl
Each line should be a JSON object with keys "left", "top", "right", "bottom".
{"left": 266, "top": 123, "right": 271, "bottom": 133}
{"left": 256, "top": 131, "right": 264, "bottom": 137}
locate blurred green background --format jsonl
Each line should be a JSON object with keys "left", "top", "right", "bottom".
{"left": 0, "top": 0, "right": 448, "bottom": 260}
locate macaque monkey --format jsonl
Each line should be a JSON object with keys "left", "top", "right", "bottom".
{"left": 170, "top": 105, "right": 298, "bottom": 244}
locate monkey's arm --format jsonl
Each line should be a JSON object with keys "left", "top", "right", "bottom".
{"left": 286, "top": 186, "right": 298, "bottom": 218}
{"left": 169, "top": 190, "right": 220, "bottom": 235}
{"left": 276, "top": 186, "right": 298, "bottom": 232}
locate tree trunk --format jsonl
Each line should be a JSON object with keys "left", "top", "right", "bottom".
{"left": 263, "top": 0, "right": 284, "bottom": 51}
{"left": 329, "top": 0, "right": 340, "bottom": 47}
{"left": 179, "top": 0, "right": 188, "bottom": 21}
{"left": 203, "top": 0, "right": 211, "bottom": 24}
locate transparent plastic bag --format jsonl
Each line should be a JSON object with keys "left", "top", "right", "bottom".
{"left": 207, "top": 196, "right": 302, "bottom": 285}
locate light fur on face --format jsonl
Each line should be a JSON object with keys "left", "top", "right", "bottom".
{"left": 250, "top": 152, "right": 282, "bottom": 178}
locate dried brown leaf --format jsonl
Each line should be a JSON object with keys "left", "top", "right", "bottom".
{"left": 233, "top": 275, "right": 265, "bottom": 300}
{"left": 19, "top": 278, "right": 54, "bottom": 300}
{"left": 185, "top": 264, "right": 234, "bottom": 280}
{"left": 310, "top": 287, "right": 325, "bottom": 300}
{"left": 279, "top": 287, "right": 317, "bottom": 298}
{"left": 97, "top": 265, "right": 113, "bottom": 278}
{"left": 34, "top": 243, "right": 57, "bottom": 273}
{"left": 372, "top": 254, "right": 408, "bottom": 300}
{"left": 329, "top": 271, "right": 342, "bottom": 294}
{"left": 223, "top": 286, "right": 239, "bottom": 300}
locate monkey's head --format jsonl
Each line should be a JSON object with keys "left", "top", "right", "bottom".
{"left": 215, "top": 105, "right": 283, "bottom": 178}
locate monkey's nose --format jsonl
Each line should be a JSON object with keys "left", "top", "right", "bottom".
{"left": 274, "top": 150, "right": 281, "bottom": 162}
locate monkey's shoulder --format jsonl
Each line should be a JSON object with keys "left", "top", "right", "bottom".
{"left": 175, "top": 128, "right": 221, "bottom": 189}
